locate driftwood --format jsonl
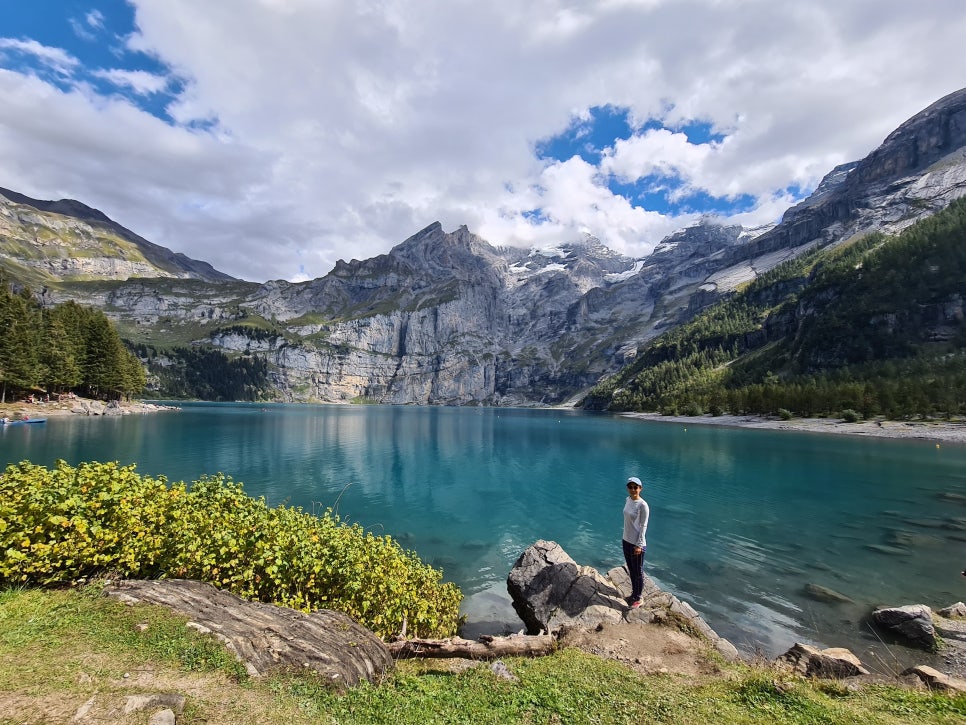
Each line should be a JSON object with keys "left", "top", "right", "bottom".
{"left": 388, "top": 633, "right": 556, "bottom": 659}
{"left": 104, "top": 579, "right": 393, "bottom": 687}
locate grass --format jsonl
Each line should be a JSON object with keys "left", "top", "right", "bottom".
{"left": 1, "top": 586, "right": 964, "bottom": 724}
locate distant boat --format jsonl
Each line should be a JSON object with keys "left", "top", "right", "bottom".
{"left": 1, "top": 418, "right": 47, "bottom": 426}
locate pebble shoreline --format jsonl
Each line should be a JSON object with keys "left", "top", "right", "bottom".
{"left": 621, "top": 412, "right": 966, "bottom": 444}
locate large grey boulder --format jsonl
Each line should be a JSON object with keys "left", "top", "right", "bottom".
{"left": 871, "top": 604, "right": 939, "bottom": 650}
{"left": 105, "top": 579, "right": 393, "bottom": 688}
{"left": 506, "top": 540, "right": 626, "bottom": 633}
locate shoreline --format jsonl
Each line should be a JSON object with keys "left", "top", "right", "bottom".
{"left": 5, "top": 397, "right": 965, "bottom": 444}
{"left": 620, "top": 411, "right": 966, "bottom": 444}
{"left": 0, "top": 397, "right": 179, "bottom": 420}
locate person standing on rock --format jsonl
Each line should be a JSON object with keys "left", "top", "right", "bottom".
{"left": 622, "top": 476, "right": 649, "bottom": 608}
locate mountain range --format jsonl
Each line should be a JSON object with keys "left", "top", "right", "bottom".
{"left": 2, "top": 87, "right": 965, "bottom": 406}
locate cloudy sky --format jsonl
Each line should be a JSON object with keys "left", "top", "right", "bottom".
{"left": 0, "top": 1, "right": 963, "bottom": 282}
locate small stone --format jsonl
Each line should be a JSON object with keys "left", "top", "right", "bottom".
{"left": 777, "top": 643, "right": 869, "bottom": 678}
{"left": 123, "top": 694, "right": 186, "bottom": 714}
{"left": 901, "top": 665, "right": 966, "bottom": 693}
{"left": 73, "top": 695, "right": 96, "bottom": 720}
{"left": 149, "top": 709, "right": 177, "bottom": 725}
{"left": 490, "top": 660, "right": 518, "bottom": 681}
{"left": 938, "top": 602, "right": 966, "bottom": 619}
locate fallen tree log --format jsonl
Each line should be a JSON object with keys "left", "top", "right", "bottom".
{"left": 388, "top": 633, "right": 556, "bottom": 659}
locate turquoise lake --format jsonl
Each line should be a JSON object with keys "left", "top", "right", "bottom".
{"left": 3, "top": 402, "right": 965, "bottom": 666}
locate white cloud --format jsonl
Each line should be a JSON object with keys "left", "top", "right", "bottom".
{"left": 0, "top": 0, "right": 964, "bottom": 281}
{"left": 601, "top": 129, "right": 715, "bottom": 196}
{"left": 92, "top": 68, "right": 169, "bottom": 95}
{"left": 0, "top": 38, "right": 79, "bottom": 76}
{"left": 86, "top": 10, "right": 106, "bottom": 30}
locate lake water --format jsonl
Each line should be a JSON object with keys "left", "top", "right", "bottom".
{"left": 3, "top": 402, "right": 965, "bottom": 667}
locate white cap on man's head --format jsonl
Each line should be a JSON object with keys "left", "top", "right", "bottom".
{"left": 626, "top": 476, "right": 642, "bottom": 487}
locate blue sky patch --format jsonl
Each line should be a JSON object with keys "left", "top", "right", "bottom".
{"left": 608, "top": 174, "right": 757, "bottom": 216}
{"left": 675, "top": 120, "right": 726, "bottom": 145}
{"left": 0, "top": 0, "right": 189, "bottom": 124}
{"left": 535, "top": 105, "right": 637, "bottom": 165}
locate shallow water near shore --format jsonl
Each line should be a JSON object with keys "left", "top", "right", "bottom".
{"left": 3, "top": 402, "right": 965, "bottom": 666}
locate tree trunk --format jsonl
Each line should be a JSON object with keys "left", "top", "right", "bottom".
{"left": 387, "top": 633, "right": 555, "bottom": 659}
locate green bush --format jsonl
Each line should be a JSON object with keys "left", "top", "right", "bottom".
{"left": 840, "top": 409, "right": 861, "bottom": 423}
{"left": 0, "top": 460, "right": 462, "bottom": 639}
{"left": 778, "top": 408, "right": 793, "bottom": 420}
{"left": 682, "top": 401, "right": 704, "bottom": 416}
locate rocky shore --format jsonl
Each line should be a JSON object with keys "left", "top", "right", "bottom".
{"left": 505, "top": 541, "right": 966, "bottom": 691}
{"left": 621, "top": 412, "right": 966, "bottom": 444}
{"left": 94, "top": 541, "right": 966, "bottom": 698}
{"left": 0, "top": 396, "right": 179, "bottom": 421}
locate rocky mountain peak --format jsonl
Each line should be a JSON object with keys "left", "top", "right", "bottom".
{"left": 847, "top": 86, "right": 966, "bottom": 190}
{"left": 0, "top": 187, "right": 235, "bottom": 283}
{"left": 652, "top": 220, "right": 744, "bottom": 255}
{"left": 0, "top": 187, "right": 113, "bottom": 225}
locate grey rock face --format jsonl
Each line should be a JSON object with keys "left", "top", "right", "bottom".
{"left": 726, "top": 87, "right": 966, "bottom": 271}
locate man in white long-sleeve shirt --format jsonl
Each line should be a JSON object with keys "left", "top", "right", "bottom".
{"left": 622, "top": 476, "right": 650, "bottom": 608}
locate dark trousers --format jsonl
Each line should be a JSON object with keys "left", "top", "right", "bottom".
{"left": 622, "top": 539, "right": 646, "bottom": 602}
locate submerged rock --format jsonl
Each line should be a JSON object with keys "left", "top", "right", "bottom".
{"left": 864, "top": 543, "right": 912, "bottom": 556}
{"left": 803, "top": 583, "right": 855, "bottom": 605}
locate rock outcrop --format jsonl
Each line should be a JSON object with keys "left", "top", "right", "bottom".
{"left": 104, "top": 579, "right": 393, "bottom": 688}
{"left": 506, "top": 540, "right": 739, "bottom": 661}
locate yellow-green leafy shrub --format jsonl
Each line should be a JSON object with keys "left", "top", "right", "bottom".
{"left": 0, "top": 460, "right": 462, "bottom": 638}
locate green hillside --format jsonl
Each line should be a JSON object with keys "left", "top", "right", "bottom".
{"left": 581, "top": 197, "right": 966, "bottom": 419}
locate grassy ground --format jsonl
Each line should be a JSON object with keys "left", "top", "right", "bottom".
{"left": 1, "top": 585, "right": 964, "bottom": 724}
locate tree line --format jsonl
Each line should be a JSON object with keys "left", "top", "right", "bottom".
{"left": 582, "top": 196, "right": 966, "bottom": 420}
{"left": 132, "top": 343, "right": 270, "bottom": 401}
{"left": 0, "top": 276, "right": 146, "bottom": 403}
